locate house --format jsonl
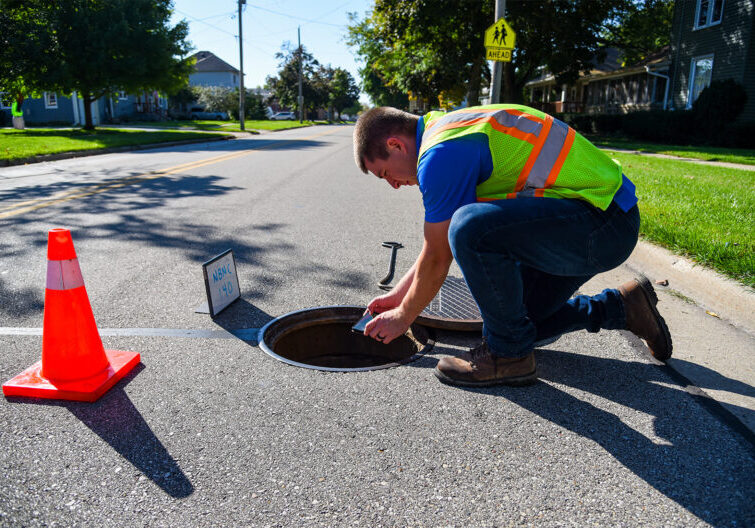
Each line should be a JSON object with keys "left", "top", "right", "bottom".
{"left": 525, "top": 0, "right": 754, "bottom": 121}
{"left": 668, "top": 0, "right": 755, "bottom": 121}
{"left": 0, "top": 51, "right": 240, "bottom": 126}
{"left": 525, "top": 47, "right": 671, "bottom": 115}
{"left": 188, "top": 51, "right": 240, "bottom": 88}
{"left": 0, "top": 90, "right": 168, "bottom": 127}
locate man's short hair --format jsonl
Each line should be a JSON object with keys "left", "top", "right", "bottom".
{"left": 353, "top": 107, "right": 420, "bottom": 173}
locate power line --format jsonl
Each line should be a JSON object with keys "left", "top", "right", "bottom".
{"left": 247, "top": 4, "right": 347, "bottom": 28}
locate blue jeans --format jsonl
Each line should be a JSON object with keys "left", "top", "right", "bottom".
{"left": 448, "top": 197, "right": 641, "bottom": 358}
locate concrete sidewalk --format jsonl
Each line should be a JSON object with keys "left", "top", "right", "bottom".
{"left": 584, "top": 240, "right": 755, "bottom": 439}
{"left": 599, "top": 146, "right": 755, "bottom": 171}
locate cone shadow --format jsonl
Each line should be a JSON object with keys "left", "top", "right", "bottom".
{"left": 67, "top": 365, "right": 194, "bottom": 498}
{"left": 7, "top": 365, "right": 194, "bottom": 498}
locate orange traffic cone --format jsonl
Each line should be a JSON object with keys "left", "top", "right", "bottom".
{"left": 3, "top": 228, "right": 140, "bottom": 402}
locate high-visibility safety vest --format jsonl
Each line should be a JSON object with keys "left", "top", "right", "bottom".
{"left": 418, "top": 104, "right": 623, "bottom": 211}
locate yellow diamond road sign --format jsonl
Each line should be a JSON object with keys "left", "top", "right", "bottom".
{"left": 485, "top": 18, "right": 516, "bottom": 62}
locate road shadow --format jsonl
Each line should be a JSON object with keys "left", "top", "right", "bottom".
{"left": 453, "top": 348, "right": 754, "bottom": 527}
{"left": 207, "top": 297, "right": 275, "bottom": 347}
{"left": 5, "top": 364, "right": 193, "bottom": 498}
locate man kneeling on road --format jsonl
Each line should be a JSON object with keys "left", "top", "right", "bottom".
{"left": 353, "top": 105, "right": 672, "bottom": 387}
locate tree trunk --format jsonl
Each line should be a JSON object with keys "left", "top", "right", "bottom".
{"left": 82, "top": 92, "right": 94, "bottom": 130}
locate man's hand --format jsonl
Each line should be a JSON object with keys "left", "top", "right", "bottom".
{"left": 364, "top": 307, "right": 412, "bottom": 345}
{"left": 367, "top": 290, "right": 403, "bottom": 315}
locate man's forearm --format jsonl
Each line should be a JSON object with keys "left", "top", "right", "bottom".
{"left": 398, "top": 248, "right": 451, "bottom": 321}
{"left": 389, "top": 261, "right": 417, "bottom": 301}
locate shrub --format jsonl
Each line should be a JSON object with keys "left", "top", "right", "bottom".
{"left": 693, "top": 79, "right": 747, "bottom": 129}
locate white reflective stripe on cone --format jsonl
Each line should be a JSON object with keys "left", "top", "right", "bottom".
{"left": 46, "top": 259, "right": 85, "bottom": 290}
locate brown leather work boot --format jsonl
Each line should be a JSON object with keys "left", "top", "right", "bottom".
{"left": 619, "top": 276, "right": 673, "bottom": 361}
{"left": 434, "top": 341, "right": 537, "bottom": 387}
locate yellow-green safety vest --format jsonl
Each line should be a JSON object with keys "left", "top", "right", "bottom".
{"left": 418, "top": 104, "right": 623, "bottom": 210}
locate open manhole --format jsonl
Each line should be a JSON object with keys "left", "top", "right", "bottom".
{"left": 259, "top": 306, "right": 434, "bottom": 372}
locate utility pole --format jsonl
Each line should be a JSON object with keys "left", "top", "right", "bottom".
{"left": 298, "top": 26, "right": 304, "bottom": 123}
{"left": 238, "top": 0, "right": 246, "bottom": 131}
{"left": 488, "top": 0, "right": 505, "bottom": 104}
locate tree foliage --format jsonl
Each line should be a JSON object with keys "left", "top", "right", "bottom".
{"left": 189, "top": 86, "right": 266, "bottom": 120}
{"left": 325, "top": 67, "right": 360, "bottom": 119}
{"left": 265, "top": 45, "right": 360, "bottom": 120}
{"left": 0, "top": 0, "right": 62, "bottom": 108}
{"left": 347, "top": 2, "right": 491, "bottom": 108}
{"left": 602, "top": 0, "right": 674, "bottom": 66}
{"left": 0, "top": 0, "right": 193, "bottom": 129}
{"left": 347, "top": 0, "right": 649, "bottom": 105}
{"left": 265, "top": 43, "right": 323, "bottom": 117}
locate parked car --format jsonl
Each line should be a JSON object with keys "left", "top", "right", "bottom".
{"left": 189, "top": 107, "right": 228, "bottom": 120}
{"left": 270, "top": 111, "right": 297, "bottom": 120}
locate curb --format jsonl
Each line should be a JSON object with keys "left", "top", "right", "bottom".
{"left": 1, "top": 134, "right": 235, "bottom": 167}
{"left": 625, "top": 240, "right": 754, "bottom": 334}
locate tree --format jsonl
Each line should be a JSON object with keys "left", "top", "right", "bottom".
{"left": 192, "top": 86, "right": 235, "bottom": 113}
{"left": 265, "top": 43, "right": 322, "bottom": 118}
{"left": 345, "top": 13, "right": 409, "bottom": 109}
{"left": 347, "top": 2, "right": 491, "bottom": 108}
{"left": 47, "top": 0, "right": 194, "bottom": 129}
{"left": 0, "top": 0, "right": 64, "bottom": 125}
{"left": 348, "top": 0, "right": 627, "bottom": 105}
{"left": 602, "top": 0, "right": 674, "bottom": 66}
{"left": 327, "top": 68, "right": 360, "bottom": 120}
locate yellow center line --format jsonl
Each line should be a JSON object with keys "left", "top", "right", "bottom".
{"left": 0, "top": 128, "right": 342, "bottom": 220}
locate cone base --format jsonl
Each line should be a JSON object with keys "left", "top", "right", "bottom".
{"left": 3, "top": 350, "right": 141, "bottom": 403}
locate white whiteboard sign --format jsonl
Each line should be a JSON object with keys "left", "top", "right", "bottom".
{"left": 202, "top": 249, "right": 240, "bottom": 316}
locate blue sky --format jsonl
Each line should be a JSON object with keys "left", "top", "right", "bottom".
{"left": 170, "top": 0, "right": 374, "bottom": 101}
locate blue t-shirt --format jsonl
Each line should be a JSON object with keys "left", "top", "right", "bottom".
{"left": 415, "top": 118, "right": 637, "bottom": 222}
{"left": 417, "top": 119, "right": 493, "bottom": 223}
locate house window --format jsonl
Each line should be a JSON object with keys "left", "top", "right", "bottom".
{"left": 0, "top": 93, "right": 11, "bottom": 109}
{"left": 694, "top": 0, "right": 724, "bottom": 29}
{"left": 44, "top": 92, "right": 58, "bottom": 109}
{"left": 117, "top": 91, "right": 128, "bottom": 100}
{"left": 687, "top": 55, "right": 714, "bottom": 108}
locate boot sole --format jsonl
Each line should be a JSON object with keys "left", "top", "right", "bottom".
{"left": 433, "top": 367, "right": 538, "bottom": 388}
{"left": 634, "top": 276, "right": 673, "bottom": 361}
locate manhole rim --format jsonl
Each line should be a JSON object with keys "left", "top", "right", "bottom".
{"left": 258, "top": 305, "right": 434, "bottom": 372}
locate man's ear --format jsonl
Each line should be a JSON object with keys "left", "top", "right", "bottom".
{"left": 386, "top": 136, "right": 407, "bottom": 153}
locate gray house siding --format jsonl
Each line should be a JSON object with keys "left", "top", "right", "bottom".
{"left": 670, "top": 0, "right": 755, "bottom": 120}
{"left": 1, "top": 91, "right": 166, "bottom": 126}
{"left": 189, "top": 71, "right": 237, "bottom": 88}
{"left": 10, "top": 94, "right": 76, "bottom": 124}
{"left": 743, "top": 12, "right": 755, "bottom": 121}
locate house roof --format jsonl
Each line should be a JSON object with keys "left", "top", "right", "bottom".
{"left": 525, "top": 46, "right": 669, "bottom": 87}
{"left": 190, "top": 51, "right": 239, "bottom": 74}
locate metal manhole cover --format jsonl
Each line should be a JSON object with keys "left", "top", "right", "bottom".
{"left": 416, "top": 276, "right": 482, "bottom": 331}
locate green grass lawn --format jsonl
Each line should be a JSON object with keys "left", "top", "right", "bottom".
{"left": 1, "top": 127, "right": 228, "bottom": 162}
{"left": 592, "top": 136, "right": 755, "bottom": 166}
{"left": 609, "top": 150, "right": 754, "bottom": 287}
{"left": 109, "top": 119, "right": 327, "bottom": 132}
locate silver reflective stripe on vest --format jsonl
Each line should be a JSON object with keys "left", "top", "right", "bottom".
{"left": 523, "top": 118, "right": 570, "bottom": 189}
{"left": 46, "top": 259, "right": 85, "bottom": 290}
{"left": 422, "top": 109, "right": 542, "bottom": 147}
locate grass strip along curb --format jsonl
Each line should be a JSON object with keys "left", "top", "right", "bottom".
{"left": 610, "top": 151, "right": 754, "bottom": 287}
{"left": 1, "top": 128, "right": 231, "bottom": 165}
{"left": 102, "top": 119, "right": 327, "bottom": 133}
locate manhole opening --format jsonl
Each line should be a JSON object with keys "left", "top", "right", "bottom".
{"left": 260, "top": 306, "right": 433, "bottom": 372}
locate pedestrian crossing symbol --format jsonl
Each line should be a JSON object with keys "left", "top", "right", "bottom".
{"left": 484, "top": 18, "right": 516, "bottom": 62}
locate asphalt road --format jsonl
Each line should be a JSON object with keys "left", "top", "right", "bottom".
{"left": 1, "top": 125, "right": 753, "bottom": 527}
